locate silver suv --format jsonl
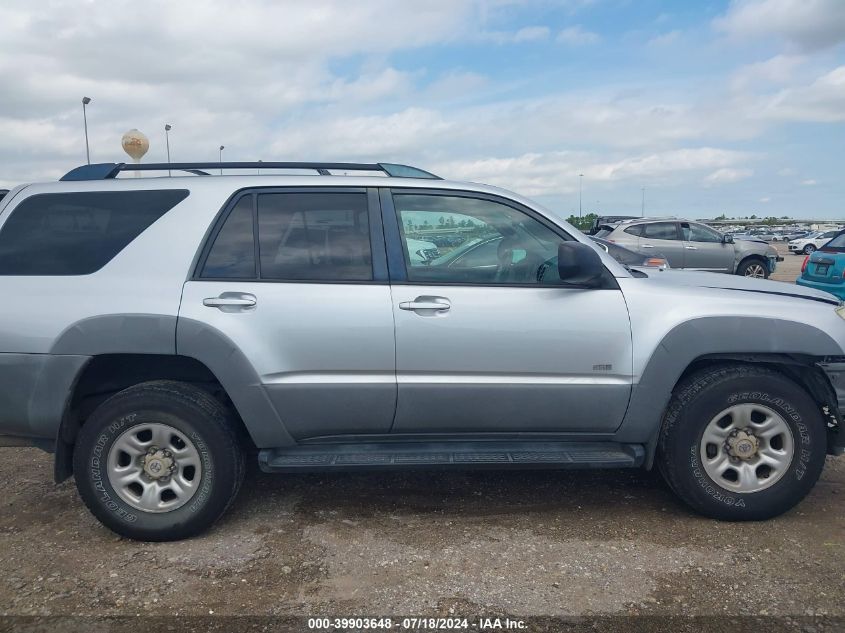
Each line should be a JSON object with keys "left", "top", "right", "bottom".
{"left": 596, "top": 218, "right": 781, "bottom": 278}
{"left": 0, "top": 161, "right": 843, "bottom": 541}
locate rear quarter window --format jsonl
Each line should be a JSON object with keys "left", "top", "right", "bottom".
{"left": 0, "top": 190, "right": 188, "bottom": 275}
{"left": 822, "top": 232, "right": 845, "bottom": 250}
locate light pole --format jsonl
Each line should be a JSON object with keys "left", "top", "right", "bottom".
{"left": 164, "top": 124, "right": 172, "bottom": 176}
{"left": 641, "top": 187, "right": 645, "bottom": 217}
{"left": 219, "top": 145, "right": 224, "bottom": 175}
{"left": 578, "top": 173, "right": 584, "bottom": 219}
{"left": 82, "top": 97, "right": 92, "bottom": 164}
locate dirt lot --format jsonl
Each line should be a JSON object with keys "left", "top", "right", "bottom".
{"left": 0, "top": 449, "right": 843, "bottom": 621}
{"left": 0, "top": 240, "right": 842, "bottom": 627}
{"left": 770, "top": 242, "right": 803, "bottom": 283}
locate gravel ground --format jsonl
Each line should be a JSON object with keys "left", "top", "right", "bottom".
{"left": 0, "top": 448, "right": 842, "bottom": 620}
{"left": 1, "top": 241, "right": 842, "bottom": 628}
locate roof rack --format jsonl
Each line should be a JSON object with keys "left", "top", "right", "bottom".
{"left": 60, "top": 161, "right": 441, "bottom": 182}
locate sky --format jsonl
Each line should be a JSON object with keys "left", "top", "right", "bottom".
{"left": 0, "top": 0, "right": 843, "bottom": 219}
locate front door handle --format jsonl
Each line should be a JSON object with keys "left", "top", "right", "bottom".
{"left": 685, "top": 245, "right": 698, "bottom": 250}
{"left": 399, "top": 297, "right": 451, "bottom": 312}
{"left": 641, "top": 244, "right": 654, "bottom": 249}
{"left": 203, "top": 293, "right": 257, "bottom": 310}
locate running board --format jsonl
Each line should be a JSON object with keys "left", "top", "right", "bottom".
{"left": 259, "top": 441, "right": 645, "bottom": 473}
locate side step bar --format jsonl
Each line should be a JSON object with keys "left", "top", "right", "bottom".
{"left": 259, "top": 441, "right": 645, "bottom": 473}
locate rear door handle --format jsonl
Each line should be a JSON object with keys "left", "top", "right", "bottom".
{"left": 685, "top": 245, "right": 698, "bottom": 250}
{"left": 399, "top": 298, "right": 451, "bottom": 312}
{"left": 203, "top": 293, "right": 257, "bottom": 309}
{"left": 641, "top": 244, "right": 654, "bottom": 249}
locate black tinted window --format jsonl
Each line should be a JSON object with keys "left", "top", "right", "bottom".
{"left": 642, "top": 222, "right": 679, "bottom": 240}
{"left": 623, "top": 225, "right": 643, "bottom": 237}
{"left": 823, "top": 232, "right": 845, "bottom": 249}
{"left": 257, "top": 192, "right": 372, "bottom": 281}
{"left": 0, "top": 190, "right": 187, "bottom": 276}
{"left": 201, "top": 196, "right": 256, "bottom": 278}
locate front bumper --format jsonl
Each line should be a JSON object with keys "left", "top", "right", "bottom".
{"left": 819, "top": 361, "right": 845, "bottom": 455}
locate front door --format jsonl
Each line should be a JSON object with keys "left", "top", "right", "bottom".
{"left": 681, "top": 222, "right": 735, "bottom": 272}
{"left": 179, "top": 188, "right": 396, "bottom": 440}
{"left": 383, "top": 190, "right": 633, "bottom": 435}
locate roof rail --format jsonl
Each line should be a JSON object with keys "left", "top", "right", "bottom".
{"left": 60, "top": 161, "right": 441, "bottom": 182}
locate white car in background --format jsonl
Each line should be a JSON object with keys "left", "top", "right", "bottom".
{"left": 789, "top": 230, "right": 840, "bottom": 255}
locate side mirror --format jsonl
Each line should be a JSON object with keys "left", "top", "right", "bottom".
{"left": 557, "top": 242, "right": 605, "bottom": 287}
{"left": 722, "top": 234, "right": 734, "bottom": 244}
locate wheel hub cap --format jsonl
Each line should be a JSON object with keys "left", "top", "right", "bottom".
{"left": 142, "top": 448, "right": 176, "bottom": 480}
{"left": 725, "top": 429, "right": 759, "bottom": 461}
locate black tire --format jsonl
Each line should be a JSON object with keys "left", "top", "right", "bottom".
{"left": 803, "top": 244, "right": 816, "bottom": 255}
{"left": 658, "top": 364, "right": 826, "bottom": 521}
{"left": 73, "top": 380, "right": 245, "bottom": 541}
{"left": 736, "top": 257, "right": 770, "bottom": 279}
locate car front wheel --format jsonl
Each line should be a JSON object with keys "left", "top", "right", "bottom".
{"left": 73, "top": 381, "right": 245, "bottom": 541}
{"left": 736, "top": 258, "right": 769, "bottom": 279}
{"left": 658, "top": 364, "right": 827, "bottom": 520}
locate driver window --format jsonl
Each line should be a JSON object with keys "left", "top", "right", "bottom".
{"left": 393, "top": 194, "right": 567, "bottom": 284}
{"left": 682, "top": 222, "right": 722, "bottom": 243}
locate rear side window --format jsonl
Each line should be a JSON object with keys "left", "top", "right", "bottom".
{"left": 0, "top": 190, "right": 188, "bottom": 275}
{"left": 200, "top": 196, "right": 256, "bottom": 279}
{"left": 258, "top": 192, "right": 371, "bottom": 281}
{"left": 200, "top": 191, "right": 373, "bottom": 281}
{"left": 593, "top": 225, "right": 615, "bottom": 238}
{"left": 822, "top": 232, "right": 845, "bottom": 250}
{"left": 642, "top": 222, "right": 679, "bottom": 240}
{"left": 623, "top": 225, "right": 643, "bottom": 237}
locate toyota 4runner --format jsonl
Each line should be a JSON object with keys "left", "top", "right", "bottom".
{"left": 0, "top": 160, "right": 843, "bottom": 541}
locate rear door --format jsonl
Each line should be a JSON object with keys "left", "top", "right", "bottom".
{"left": 680, "top": 222, "right": 734, "bottom": 272}
{"left": 179, "top": 187, "right": 396, "bottom": 440}
{"left": 639, "top": 221, "right": 685, "bottom": 268}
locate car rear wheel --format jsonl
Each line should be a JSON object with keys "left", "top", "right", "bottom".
{"left": 803, "top": 244, "right": 816, "bottom": 255}
{"left": 73, "top": 380, "right": 245, "bottom": 541}
{"left": 736, "top": 258, "right": 769, "bottom": 279}
{"left": 658, "top": 364, "right": 826, "bottom": 520}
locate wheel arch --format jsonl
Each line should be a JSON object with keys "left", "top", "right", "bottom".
{"left": 735, "top": 254, "right": 769, "bottom": 276}
{"left": 53, "top": 351, "right": 288, "bottom": 483}
{"left": 615, "top": 316, "right": 842, "bottom": 467}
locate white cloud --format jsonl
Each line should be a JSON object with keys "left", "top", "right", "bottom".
{"left": 714, "top": 0, "right": 845, "bottom": 52}
{"left": 704, "top": 167, "right": 755, "bottom": 185}
{"left": 557, "top": 26, "right": 601, "bottom": 45}
{"left": 756, "top": 66, "right": 845, "bottom": 122}
{"left": 482, "top": 25, "right": 551, "bottom": 44}
{"left": 647, "top": 30, "right": 681, "bottom": 46}
{"left": 513, "top": 26, "right": 551, "bottom": 42}
{"left": 730, "top": 54, "right": 806, "bottom": 90}
{"left": 434, "top": 148, "right": 751, "bottom": 196}
{"left": 802, "top": 179, "right": 818, "bottom": 185}
{"left": 760, "top": 196, "right": 771, "bottom": 202}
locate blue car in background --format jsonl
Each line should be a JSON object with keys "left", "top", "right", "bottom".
{"left": 797, "top": 230, "right": 845, "bottom": 300}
